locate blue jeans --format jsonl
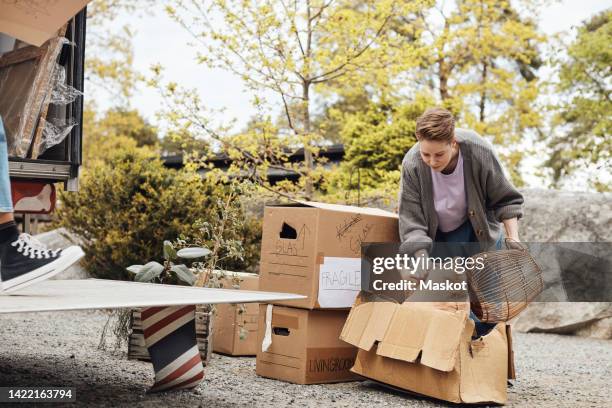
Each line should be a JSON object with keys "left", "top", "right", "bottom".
{"left": 431, "top": 219, "right": 503, "bottom": 338}
{"left": 0, "top": 116, "right": 13, "bottom": 213}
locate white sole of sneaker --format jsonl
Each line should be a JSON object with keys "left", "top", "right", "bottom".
{"left": 1, "top": 246, "right": 85, "bottom": 294}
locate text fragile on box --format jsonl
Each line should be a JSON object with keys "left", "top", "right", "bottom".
{"left": 259, "top": 201, "right": 399, "bottom": 309}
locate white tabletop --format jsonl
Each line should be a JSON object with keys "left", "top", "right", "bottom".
{"left": 0, "top": 279, "right": 305, "bottom": 314}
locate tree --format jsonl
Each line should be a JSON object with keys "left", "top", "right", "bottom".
{"left": 319, "top": 93, "right": 438, "bottom": 206}
{"left": 82, "top": 1, "right": 161, "bottom": 169}
{"left": 82, "top": 108, "right": 158, "bottom": 168}
{"left": 97, "top": 108, "right": 159, "bottom": 147}
{"left": 310, "top": 87, "right": 375, "bottom": 144}
{"left": 159, "top": 128, "right": 211, "bottom": 156}
{"left": 165, "top": 0, "right": 425, "bottom": 198}
{"left": 390, "top": 0, "right": 547, "bottom": 185}
{"left": 546, "top": 9, "right": 611, "bottom": 191}
{"left": 85, "top": 0, "right": 157, "bottom": 104}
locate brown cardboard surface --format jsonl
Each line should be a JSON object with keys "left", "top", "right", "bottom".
{"left": 213, "top": 273, "right": 260, "bottom": 356}
{"left": 0, "top": 1, "right": 92, "bottom": 46}
{"left": 351, "top": 345, "right": 463, "bottom": 403}
{"left": 342, "top": 298, "right": 514, "bottom": 404}
{"left": 259, "top": 202, "right": 399, "bottom": 309}
{"left": 376, "top": 303, "right": 467, "bottom": 372}
{"left": 339, "top": 301, "right": 396, "bottom": 350}
{"left": 459, "top": 324, "right": 509, "bottom": 404}
{"left": 304, "top": 347, "right": 359, "bottom": 383}
{"left": 256, "top": 305, "right": 359, "bottom": 384}
{"left": 259, "top": 206, "right": 318, "bottom": 310}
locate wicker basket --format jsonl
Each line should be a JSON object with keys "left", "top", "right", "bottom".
{"left": 466, "top": 239, "right": 543, "bottom": 322}
{"left": 127, "top": 305, "right": 214, "bottom": 366}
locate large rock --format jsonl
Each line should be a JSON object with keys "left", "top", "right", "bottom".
{"left": 519, "top": 189, "right": 611, "bottom": 242}
{"left": 513, "top": 190, "right": 612, "bottom": 339}
{"left": 513, "top": 303, "right": 612, "bottom": 339}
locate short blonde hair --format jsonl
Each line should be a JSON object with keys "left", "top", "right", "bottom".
{"left": 416, "top": 108, "right": 455, "bottom": 143}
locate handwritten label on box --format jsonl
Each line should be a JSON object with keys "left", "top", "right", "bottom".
{"left": 318, "top": 257, "right": 361, "bottom": 308}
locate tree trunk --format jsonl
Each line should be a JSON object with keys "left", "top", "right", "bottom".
{"left": 303, "top": 0, "right": 313, "bottom": 199}
{"left": 303, "top": 81, "right": 313, "bottom": 199}
{"left": 438, "top": 19, "right": 450, "bottom": 101}
{"left": 439, "top": 66, "right": 449, "bottom": 100}
{"left": 479, "top": 61, "right": 488, "bottom": 122}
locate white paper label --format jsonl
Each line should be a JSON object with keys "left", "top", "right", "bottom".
{"left": 261, "top": 304, "right": 273, "bottom": 352}
{"left": 318, "top": 257, "right": 361, "bottom": 308}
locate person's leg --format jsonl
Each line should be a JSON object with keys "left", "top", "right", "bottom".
{"left": 472, "top": 229, "right": 506, "bottom": 337}
{"left": 0, "top": 115, "right": 19, "bottom": 248}
{"left": 434, "top": 220, "right": 497, "bottom": 338}
{"left": 0, "top": 116, "right": 14, "bottom": 222}
{"left": 0, "top": 116, "right": 85, "bottom": 293}
{"left": 432, "top": 219, "right": 479, "bottom": 258}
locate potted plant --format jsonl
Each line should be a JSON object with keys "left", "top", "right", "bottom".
{"left": 126, "top": 241, "right": 215, "bottom": 364}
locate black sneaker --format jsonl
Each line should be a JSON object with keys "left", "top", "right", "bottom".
{"left": 0, "top": 233, "right": 84, "bottom": 293}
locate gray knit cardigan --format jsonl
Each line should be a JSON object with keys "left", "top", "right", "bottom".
{"left": 398, "top": 128, "right": 524, "bottom": 256}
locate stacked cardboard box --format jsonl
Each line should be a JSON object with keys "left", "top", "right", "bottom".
{"left": 340, "top": 294, "right": 515, "bottom": 404}
{"left": 256, "top": 305, "right": 357, "bottom": 384}
{"left": 212, "top": 272, "right": 260, "bottom": 356}
{"left": 256, "top": 201, "right": 400, "bottom": 384}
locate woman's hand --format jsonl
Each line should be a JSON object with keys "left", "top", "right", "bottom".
{"left": 410, "top": 249, "right": 431, "bottom": 280}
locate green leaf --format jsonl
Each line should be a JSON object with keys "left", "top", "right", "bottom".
{"left": 135, "top": 261, "right": 165, "bottom": 282}
{"left": 170, "top": 264, "right": 196, "bottom": 285}
{"left": 126, "top": 265, "right": 143, "bottom": 275}
{"left": 163, "top": 240, "right": 177, "bottom": 260}
{"left": 177, "top": 247, "right": 211, "bottom": 259}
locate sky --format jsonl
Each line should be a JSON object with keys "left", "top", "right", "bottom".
{"left": 91, "top": 0, "right": 612, "bottom": 189}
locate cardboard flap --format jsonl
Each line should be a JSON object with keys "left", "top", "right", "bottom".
{"left": 339, "top": 302, "right": 397, "bottom": 350}
{"left": 267, "top": 201, "right": 397, "bottom": 218}
{"left": 300, "top": 201, "right": 398, "bottom": 218}
{"left": 376, "top": 303, "right": 467, "bottom": 372}
{"left": 0, "top": 1, "right": 92, "bottom": 46}
{"left": 459, "top": 323, "right": 509, "bottom": 404}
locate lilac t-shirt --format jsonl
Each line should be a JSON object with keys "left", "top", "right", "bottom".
{"left": 431, "top": 149, "right": 467, "bottom": 232}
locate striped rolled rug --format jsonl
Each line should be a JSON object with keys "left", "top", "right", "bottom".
{"left": 141, "top": 305, "right": 205, "bottom": 392}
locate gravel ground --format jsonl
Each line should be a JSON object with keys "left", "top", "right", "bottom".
{"left": 0, "top": 310, "right": 610, "bottom": 407}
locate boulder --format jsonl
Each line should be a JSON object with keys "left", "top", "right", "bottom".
{"left": 513, "top": 302, "right": 612, "bottom": 339}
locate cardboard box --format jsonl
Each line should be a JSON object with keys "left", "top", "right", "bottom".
{"left": 340, "top": 296, "right": 515, "bottom": 405}
{"left": 0, "top": 0, "right": 92, "bottom": 46}
{"left": 259, "top": 201, "right": 399, "bottom": 309}
{"left": 256, "top": 305, "right": 359, "bottom": 384}
{"left": 212, "top": 272, "right": 260, "bottom": 356}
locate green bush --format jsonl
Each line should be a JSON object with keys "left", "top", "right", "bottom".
{"left": 55, "top": 145, "right": 260, "bottom": 280}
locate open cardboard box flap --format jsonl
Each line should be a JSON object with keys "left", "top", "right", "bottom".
{"left": 0, "top": 1, "right": 92, "bottom": 46}
{"left": 340, "top": 301, "right": 397, "bottom": 351}
{"left": 268, "top": 200, "right": 398, "bottom": 218}
{"left": 340, "top": 299, "right": 470, "bottom": 373}
{"left": 377, "top": 303, "right": 470, "bottom": 372}
{"left": 342, "top": 293, "right": 516, "bottom": 404}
